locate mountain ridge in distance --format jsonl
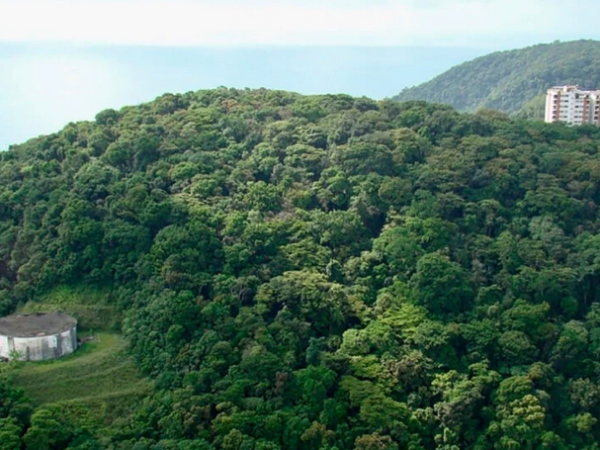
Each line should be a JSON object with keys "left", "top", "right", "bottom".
{"left": 392, "top": 39, "right": 600, "bottom": 117}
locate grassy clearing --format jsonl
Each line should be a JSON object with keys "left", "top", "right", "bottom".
{"left": 19, "top": 285, "right": 118, "bottom": 330}
{"left": 11, "top": 285, "right": 151, "bottom": 426}
{"left": 13, "top": 332, "right": 152, "bottom": 422}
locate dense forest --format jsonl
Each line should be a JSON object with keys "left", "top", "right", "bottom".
{"left": 3, "top": 88, "right": 600, "bottom": 449}
{"left": 393, "top": 39, "right": 600, "bottom": 116}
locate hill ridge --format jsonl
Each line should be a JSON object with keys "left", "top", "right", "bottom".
{"left": 393, "top": 39, "right": 600, "bottom": 115}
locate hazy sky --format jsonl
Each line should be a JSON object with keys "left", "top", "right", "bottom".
{"left": 0, "top": 0, "right": 598, "bottom": 47}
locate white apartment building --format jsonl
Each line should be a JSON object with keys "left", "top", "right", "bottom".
{"left": 545, "top": 86, "right": 600, "bottom": 125}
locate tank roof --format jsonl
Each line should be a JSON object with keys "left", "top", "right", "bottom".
{"left": 0, "top": 312, "right": 77, "bottom": 337}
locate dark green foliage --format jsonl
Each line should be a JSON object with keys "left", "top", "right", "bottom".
{"left": 3, "top": 87, "right": 600, "bottom": 449}
{"left": 409, "top": 251, "right": 473, "bottom": 316}
{"left": 394, "top": 40, "right": 600, "bottom": 116}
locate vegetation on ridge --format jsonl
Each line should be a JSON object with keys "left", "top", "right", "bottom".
{"left": 393, "top": 39, "right": 600, "bottom": 116}
{"left": 2, "top": 88, "right": 600, "bottom": 449}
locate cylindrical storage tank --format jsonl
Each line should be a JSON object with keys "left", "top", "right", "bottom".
{"left": 0, "top": 312, "right": 77, "bottom": 361}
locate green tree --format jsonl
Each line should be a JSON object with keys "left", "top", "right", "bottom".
{"left": 409, "top": 252, "right": 473, "bottom": 316}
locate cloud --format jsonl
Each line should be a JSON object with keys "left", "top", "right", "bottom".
{"left": 0, "top": 0, "right": 596, "bottom": 47}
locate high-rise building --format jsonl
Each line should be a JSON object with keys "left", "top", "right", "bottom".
{"left": 545, "top": 85, "right": 600, "bottom": 125}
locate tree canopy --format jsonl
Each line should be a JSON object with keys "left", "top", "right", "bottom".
{"left": 2, "top": 87, "right": 600, "bottom": 449}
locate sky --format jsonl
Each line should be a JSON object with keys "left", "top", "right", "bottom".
{"left": 0, "top": 0, "right": 598, "bottom": 48}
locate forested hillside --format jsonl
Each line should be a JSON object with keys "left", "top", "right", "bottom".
{"left": 3, "top": 88, "right": 600, "bottom": 449}
{"left": 393, "top": 39, "right": 600, "bottom": 116}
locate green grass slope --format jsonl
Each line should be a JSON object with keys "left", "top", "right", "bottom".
{"left": 393, "top": 39, "right": 600, "bottom": 114}
{"left": 13, "top": 332, "right": 151, "bottom": 420}
{"left": 8, "top": 286, "right": 149, "bottom": 428}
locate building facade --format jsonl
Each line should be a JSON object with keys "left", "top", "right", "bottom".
{"left": 545, "top": 85, "right": 600, "bottom": 125}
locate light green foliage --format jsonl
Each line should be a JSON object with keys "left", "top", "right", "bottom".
{"left": 256, "top": 270, "right": 351, "bottom": 335}
{"left": 23, "top": 407, "right": 71, "bottom": 450}
{"left": 373, "top": 227, "right": 423, "bottom": 279}
{"left": 0, "top": 418, "right": 22, "bottom": 450}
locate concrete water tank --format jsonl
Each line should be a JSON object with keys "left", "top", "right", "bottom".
{"left": 0, "top": 312, "right": 77, "bottom": 361}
